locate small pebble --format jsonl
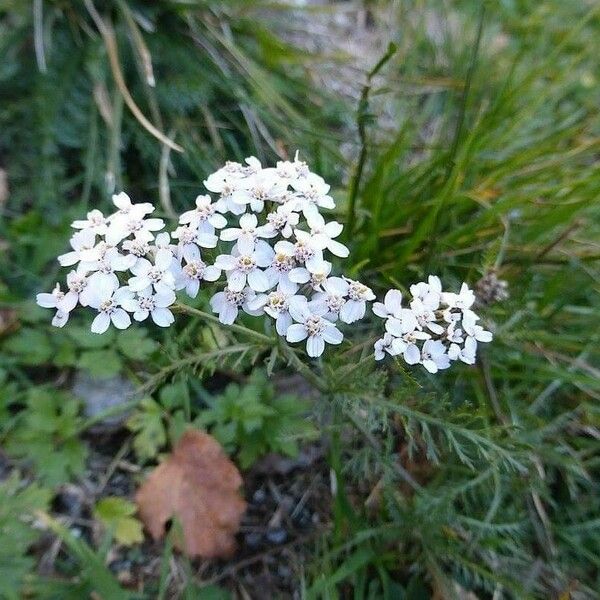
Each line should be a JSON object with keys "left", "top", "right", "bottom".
{"left": 244, "top": 531, "right": 263, "bottom": 549}
{"left": 252, "top": 488, "right": 267, "bottom": 504}
{"left": 265, "top": 527, "right": 287, "bottom": 545}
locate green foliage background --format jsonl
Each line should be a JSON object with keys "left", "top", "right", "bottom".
{"left": 0, "top": 0, "right": 599, "bottom": 598}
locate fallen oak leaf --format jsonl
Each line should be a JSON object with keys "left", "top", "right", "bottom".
{"left": 135, "top": 429, "right": 246, "bottom": 558}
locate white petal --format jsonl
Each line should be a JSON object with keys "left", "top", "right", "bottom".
{"left": 36, "top": 293, "right": 57, "bottom": 309}
{"left": 286, "top": 323, "right": 308, "bottom": 343}
{"left": 306, "top": 335, "right": 325, "bottom": 358}
{"left": 404, "top": 344, "right": 421, "bottom": 365}
{"left": 134, "top": 309, "right": 149, "bottom": 322}
{"left": 91, "top": 312, "right": 111, "bottom": 334}
{"left": 275, "top": 312, "right": 293, "bottom": 336}
{"left": 288, "top": 296, "right": 311, "bottom": 323}
{"left": 203, "top": 265, "right": 221, "bottom": 282}
{"left": 248, "top": 269, "right": 270, "bottom": 292}
{"left": 339, "top": 299, "right": 365, "bottom": 324}
{"left": 111, "top": 309, "right": 131, "bottom": 330}
{"left": 384, "top": 290, "right": 403, "bottom": 315}
{"left": 151, "top": 308, "right": 175, "bottom": 327}
{"left": 228, "top": 270, "right": 246, "bottom": 291}
{"left": 322, "top": 324, "right": 343, "bottom": 344}
{"left": 327, "top": 239, "right": 349, "bottom": 258}
{"left": 219, "top": 304, "right": 238, "bottom": 325}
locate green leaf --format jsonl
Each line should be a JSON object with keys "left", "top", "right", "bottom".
{"left": 94, "top": 497, "right": 144, "bottom": 547}
{"left": 116, "top": 328, "right": 159, "bottom": 360}
{"left": 78, "top": 349, "right": 122, "bottom": 378}
{"left": 0, "top": 472, "right": 51, "bottom": 598}
{"left": 127, "top": 397, "right": 166, "bottom": 461}
{"left": 4, "top": 328, "right": 53, "bottom": 365}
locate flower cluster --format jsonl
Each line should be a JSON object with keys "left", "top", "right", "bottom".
{"left": 372, "top": 276, "right": 492, "bottom": 372}
{"left": 36, "top": 193, "right": 177, "bottom": 334}
{"left": 37, "top": 155, "right": 375, "bottom": 358}
{"left": 37, "top": 155, "right": 494, "bottom": 368}
{"left": 187, "top": 154, "right": 374, "bottom": 357}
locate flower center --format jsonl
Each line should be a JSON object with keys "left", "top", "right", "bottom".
{"left": 99, "top": 299, "right": 115, "bottom": 313}
{"left": 294, "top": 241, "right": 314, "bottom": 263}
{"left": 305, "top": 315, "right": 324, "bottom": 337}
{"left": 348, "top": 282, "right": 368, "bottom": 301}
{"left": 124, "top": 239, "right": 149, "bottom": 257}
{"left": 326, "top": 294, "right": 345, "bottom": 313}
{"left": 237, "top": 255, "right": 256, "bottom": 272}
{"left": 68, "top": 276, "right": 86, "bottom": 293}
{"left": 272, "top": 253, "right": 294, "bottom": 272}
{"left": 183, "top": 260, "right": 206, "bottom": 280}
{"left": 266, "top": 292, "right": 287, "bottom": 313}
{"left": 148, "top": 267, "right": 163, "bottom": 283}
{"left": 126, "top": 218, "right": 143, "bottom": 233}
{"left": 138, "top": 296, "right": 156, "bottom": 312}
{"left": 225, "top": 288, "right": 247, "bottom": 306}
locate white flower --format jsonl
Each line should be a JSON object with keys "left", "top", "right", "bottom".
{"left": 373, "top": 289, "right": 404, "bottom": 319}
{"left": 286, "top": 296, "right": 343, "bottom": 358}
{"left": 174, "top": 245, "right": 221, "bottom": 298}
{"left": 263, "top": 205, "right": 299, "bottom": 238}
{"left": 172, "top": 225, "right": 218, "bottom": 259}
{"left": 62, "top": 270, "right": 94, "bottom": 310}
{"left": 204, "top": 171, "right": 246, "bottom": 216}
{"left": 229, "top": 171, "right": 287, "bottom": 212}
{"left": 303, "top": 211, "right": 349, "bottom": 258}
{"left": 121, "top": 236, "right": 151, "bottom": 265}
{"left": 442, "top": 282, "right": 476, "bottom": 312}
{"left": 310, "top": 277, "right": 348, "bottom": 322}
{"left": 448, "top": 337, "right": 477, "bottom": 364}
{"left": 410, "top": 275, "right": 442, "bottom": 310}
{"left": 462, "top": 311, "right": 493, "bottom": 343}
{"left": 220, "top": 213, "right": 273, "bottom": 254}
{"left": 419, "top": 339, "right": 451, "bottom": 373}
{"left": 340, "top": 278, "right": 375, "bottom": 323}
{"left": 71, "top": 209, "right": 108, "bottom": 235}
{"left": 374, "top": 332, "right": 400, "bottom": 361}
{"left": 36, "top": 283, "right": 71, "bottom": 327}
{"left": 106, "top": 212, "right": 165, "bottom": 246}
{"left": 128, "top": 253, "right": 175, "bottom": 295}
{"left": 214, "top": 241, "right": 274, "bottom": 292}
{"left": 58, "top": 230, "right": 100, "bottom": 267}
{"left": 80, "top": 247, "right": 136, "bottom": 292}
{"left": 410, "top": 297, "right": 445, "bottom": 335}
{"left": 111, "top": 192, "right": 154, "bottom": 218}
{"left": 247, "top": 284, "right": 299, "bottom": 336}
{"left": 290, "top": 172, "right": 335, "bottom": 214}
{"left": 121, "top": 288, "right": 176, "bottom": 327}
{"left": 209, "top": 286, "right": 261, "bottom": 325}
{"left": 277, "top": 238, "right": 325, "bottom": 274}
{"left": 263, "top": 245, "right": 297, "bottom": 291}
{"left": 273, "top": 152, "right": 310, "bottom": 181}
{"left": 289, "top": 259, "right": 332, "bottom": 291}
{"left": 179, "top": 194, "right": 227, "bottom": 232}
{"left": 88, "top": 283, "right": 134, "bottom": 334}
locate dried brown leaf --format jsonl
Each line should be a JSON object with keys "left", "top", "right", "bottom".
{"left": 135, "top": 429, "right": 246, "bottom": 558}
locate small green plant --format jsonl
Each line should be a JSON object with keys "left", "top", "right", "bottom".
{"left": 4, "top": 389, "right": 88, "bottom": 486}
{"left": 0, "top": 472, "right": 51, "bottom": 600}
{"left": 198, "top": 371, "right": 317, "bottom": 469}
{"left": 93, "top": 496, "right": 144, "bottom": 547}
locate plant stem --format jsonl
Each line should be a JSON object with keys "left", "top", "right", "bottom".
{"left": 172, "top": 302, "right": 272, "bottom": 344}
{"left": 346, "top": 42, "right": 397, "bottom": 237}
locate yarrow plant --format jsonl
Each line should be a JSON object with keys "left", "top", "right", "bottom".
{"left": 37, "top": 154, "right": 492, "bottom": 368}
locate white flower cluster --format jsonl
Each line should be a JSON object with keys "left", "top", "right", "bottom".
{"left": 373, "top": 276, "right": 493, "bottom": 372}
{"left": 36, "top": 193, "right": 177, "bottom": 333}
{"left": 37, "top": 155, "right": 375, "bottom": 358}
{"left": 37, "top": 156, "right": 494, "bottom": 369}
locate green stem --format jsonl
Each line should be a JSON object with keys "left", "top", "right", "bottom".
{"left": 172, "top": 302, "right": 272, "bottom": 344}
{"left": 346, "top": 42, "right": 397, "bottom": 237}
